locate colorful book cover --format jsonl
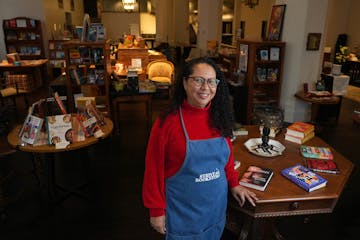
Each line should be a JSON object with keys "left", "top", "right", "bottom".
{"left": 281, "top": 164, "right": 327, "bottom": 192}
{"left": 300, "top": 145, "right": 334, "bottom": 160}
{"left": 239, "top": 165, "right": 273, "bottom": 191}
{"left": 20, "top": 114, "right": 44, "bottom": 145}
{"left": 46, "top": 114, "right": 72, "bottom": 149}
{"left": 286, "top": 122, "right": 315, "bottom": 138}
{"left": 304, "top": 159, "right": 340, "bottom": 174}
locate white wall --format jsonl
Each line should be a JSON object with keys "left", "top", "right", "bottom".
{"left": 102, "top": 12, "right": 140, "bottom": 41}
{"left": 279, "top": 0, "right": 329, "bottom": 122}
{"left": 239, "top": 0, "right": 275, "bottom": 41}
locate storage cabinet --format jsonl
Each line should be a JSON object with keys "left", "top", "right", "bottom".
{"left": 236, "top": 40, "right": 285, "bottom": 124}
{"left": 2, "top": 17, "right": 44, "bottom": 59}
{"left": 48, "top": 40, "right": 68, "bottom": 80}
{"left": 63, "top": 40, "right": 111, "bottom": 116}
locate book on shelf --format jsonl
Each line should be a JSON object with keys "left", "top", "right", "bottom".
{"left": 285, "top": 131, "right": 315, "bottom": 144}
{"left": 20, "top": 114, "right": 44, "bottom": 145}
{"left": 239, "top": 165, "right": 273, "bottom": 191}
{"left": 286, "top": 122, "right": 315, "bottom": 138}
{"left": 234, "top": 160, "right": 241, "bottom": 170}
{"left": 281, "top": 164, "right": 327, "bottom": 192}
{"left": 304, "top": 159, "right": 340, "bottom": 174}
{"left": 300, "top": 145, "right": 334, "bottom": 160}
{"left": 46, "top": 114, "right": 72, "bottom": 149}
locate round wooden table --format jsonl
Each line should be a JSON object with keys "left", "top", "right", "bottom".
{"left": 7, "top": 117, "right": 113, "bottom": 212}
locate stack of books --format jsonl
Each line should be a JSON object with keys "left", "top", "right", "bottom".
{"left": 285, "top": 122, "right": 315, "bottom": 144}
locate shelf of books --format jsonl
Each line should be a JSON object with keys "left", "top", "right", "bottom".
{"left": 63, "top": 40, "right": 111, "bottom": 117}
{"left": 48, "top": 40, "right": 69, "bottom": 80}
{"left": 2, "top": 17, "right": 44, "bottom": 60}
{"left": 236, "top": 40, "right": 285, "bottom": 124}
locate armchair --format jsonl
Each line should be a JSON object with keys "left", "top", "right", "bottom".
{"left": 146, "top": 60, "right": 175, "bottom": 98}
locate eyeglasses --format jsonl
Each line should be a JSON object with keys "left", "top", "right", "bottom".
{"left": 188, "top": 76, "right": 220, "bottom": 88}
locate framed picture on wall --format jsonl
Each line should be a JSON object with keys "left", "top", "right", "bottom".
{"left": 268, "top": 5, "right": 286, "bottom": 41}
{"left": 306, "top": 33, "right": 322, "bottom": 51}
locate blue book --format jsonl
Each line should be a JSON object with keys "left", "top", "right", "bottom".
{"left": 281, "top": 164, "right": 327, "bottom": 192}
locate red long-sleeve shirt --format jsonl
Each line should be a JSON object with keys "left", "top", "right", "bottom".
{"left": 142, "top": 100, "right": 240, "bottom": 217}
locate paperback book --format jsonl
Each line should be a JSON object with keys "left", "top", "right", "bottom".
{"left": 239, "top": 165, "right": 273, "bottom": 191}
{"left": 285, "top": 131, "right": 315, "bottom": 144}
{"left": 20, "top": 114, "right": 44, "bottom": 145}
{"left": 304, "top": 159, "right": 340, "bottom": 174}
{"left": 300, "top": 145, "right": 333, "bottom": 160}
{"left": 286, "top": 122, "right": 315, "bottom": 138}
{"left": 281, "top": 164, "right": 327, "bottom": 192}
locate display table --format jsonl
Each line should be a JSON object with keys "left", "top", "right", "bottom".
{"left": 7, "top": 117, "right": 113, "bottom": 211}
{"left": 226, "top": 125, "right": 354, "bottom": 239}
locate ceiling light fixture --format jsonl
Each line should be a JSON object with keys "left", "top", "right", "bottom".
{"left": 243, "top": 0, "right": 259, "bottom": 8}
{"left": 123, "top": 0, "right": 136, "bottom": 10}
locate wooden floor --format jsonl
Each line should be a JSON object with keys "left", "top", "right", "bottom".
{"left": 0, "top": 84, "right": 359, "bottom": 240}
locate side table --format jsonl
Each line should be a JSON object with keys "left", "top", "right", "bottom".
{"left": 295, "top": 91, "right": 342, "bottom": 124}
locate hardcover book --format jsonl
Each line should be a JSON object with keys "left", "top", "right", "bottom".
{"left": 239, "top": 165, "right": 273, "bottom": 191}
{"left": 286, "top": 122, "right": 315, "bottom": 138}
{"left": 46, "top": 114, "right": 72, "bottom": 149}
{"left": 300, "top": 145, "right": 334, "bottom": 160}
{"left": 285, "top": 131, "right": 315, "bottom": 144}
{"left": 304, "top": 159, "right": 340, "bottom": 174}
{"left": 281, "top": 164, "right": 327, "bottom": 192}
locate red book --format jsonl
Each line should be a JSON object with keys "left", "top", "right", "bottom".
{"left": 304, "top": 159, "right": 340, "bottom": 174}
{"left": 286, "top": 122, "right": 314, "bottom": 138}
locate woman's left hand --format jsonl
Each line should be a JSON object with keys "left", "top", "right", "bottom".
{"left": 230, "top": 185, "right": 258, "bottom": 207}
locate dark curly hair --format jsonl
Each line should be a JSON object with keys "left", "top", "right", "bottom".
{"left": 160, "top": 57, "right": 234, "bottom": 137}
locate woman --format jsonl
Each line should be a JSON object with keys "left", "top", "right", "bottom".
{"left": 143, "top": 57, "right": 258, "bottom": 239}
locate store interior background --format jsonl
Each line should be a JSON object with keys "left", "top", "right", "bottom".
{"left": 1, "top": 0, "right": 360, "bottom": 123}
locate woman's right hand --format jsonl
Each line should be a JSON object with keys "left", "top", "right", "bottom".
{"left": 150, "top": 215, "right": 166, "bottom": 234}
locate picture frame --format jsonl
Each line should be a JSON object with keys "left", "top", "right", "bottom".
{"left": 270, "top": 47, "right": 280, "bottom": 61}
{"left": 268, "top": 4, "right": 286, "bottom": 41}
{"left": 306, "top": 33, "right": 322, "bottom": 51}
{"left": 260, "top": 49, "right": 269, "bottom": 61}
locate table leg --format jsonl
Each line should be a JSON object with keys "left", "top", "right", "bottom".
{"left": 310, "top": 103, "right": 320, "bottom": 123}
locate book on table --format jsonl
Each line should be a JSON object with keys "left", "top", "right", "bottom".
{"left": 281, "top": 164, "right": 327, "bottom": 192}
{"left": 20, "top": 114, "right": 44, "bottom": 145}
{"left": 300, "top": 145, "right": 334, "bottom": 160}
{"left": 285, "top": 131, "right": 315, "bottom": 144}
{"left": 304, "top": 158, "right": 340, "bottom": 174}
{"left": 239, "top": 165, "right": 273, "bottom": 191}
{"left": 46, "top": 114, "right": 72, "bottom": 149}
{"left": 286, "top": 122, "right": 315, "bottom": 138}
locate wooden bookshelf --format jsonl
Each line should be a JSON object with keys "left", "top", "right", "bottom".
{"left": 3, "top": 17, "right": 44, "bottom": 60}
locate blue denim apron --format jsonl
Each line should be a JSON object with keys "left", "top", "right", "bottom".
{"left": 165, "top": 108, "right": 230, "bottom": 240}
